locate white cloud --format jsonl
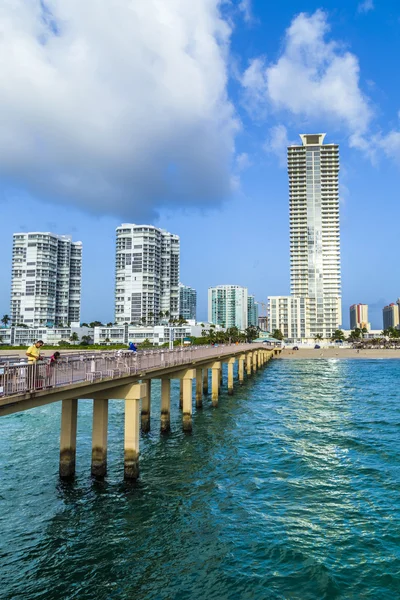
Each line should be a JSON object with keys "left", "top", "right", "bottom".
{"left": 375, "top": 130, "right": 400, "bottom": 165}
{"left": 241, "top": 10, "right": 373, "bottom": 151}
{"left": 236, "top": 152, "right": 252, "bottom": 171}
{"left": 238, "top": 0, "right": 252, "bottom": 23}
{"left": 358, "top": 0, "right": 374, "bottom": 13}
{"left": 0, "top": 0, "right": 239, "bottom": 218}
{"left": 264, "top": 125, "right": 291, "bottom": 167}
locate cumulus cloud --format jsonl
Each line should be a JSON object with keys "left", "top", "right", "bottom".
{"left": 238, "top": 0, "right": 252, "bottom": 23}
{"left": 0, "top": 0, "right": 239, "bottom": 218}
{"left": 358, "top": 0, "right": 374, "bottom": 13}
{"left": 236, "top": 152, "right": 252, "bottom": 171}
{"left": 264, "top": 125, "right": 291, "bottom": 167}
{"left": 241, "top": 10, "right": 373, "bottom": 151}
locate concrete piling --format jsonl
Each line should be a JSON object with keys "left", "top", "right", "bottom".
{"left": 91, "top": 397, "right": 108, "bottom": 477}
{"left": 160, "top": 378, "right": 171, "bottom": 433}
{"left": 59, "top": 398, "right": 78, "bottom": 479}
{"left": 141, "top": 380, "right": 151, "bottom": 432}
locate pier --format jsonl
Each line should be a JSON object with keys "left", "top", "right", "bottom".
{"left": 0, "top": 344, "right": 277, "bottom": 480}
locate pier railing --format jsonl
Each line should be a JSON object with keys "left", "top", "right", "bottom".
{"left": 0, "top": 343, "right": 266, "bottom": 398}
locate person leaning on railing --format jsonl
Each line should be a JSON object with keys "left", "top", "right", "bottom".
{"left": 26, "top": 340, "right": 44, "bottom": 390}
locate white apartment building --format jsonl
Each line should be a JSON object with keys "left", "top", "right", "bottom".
{"left": 208, "top": 285, "right": 248, "bottom": 330}
{"left": 350, "top": 304, "right": 370, "bottom": 330}
{"left": 268, "top": 296, "right": 307, "bottom": 340}
{"left": 179, "top": 283, "right": 197, "bottom": 320}
{"left": 10, "top": 232, "right": 82, "bottom": 327}
{"left": 288, "top": 134, "right": 342, "bottom": 338}
{"left": 0, "top": 325, "right": 93, "bottom": 347}
{"left": 94, "top": 321, "right": 214, "bottom": 347}
{"left": 114, "top": 224, "right": 180, "bottom": 325}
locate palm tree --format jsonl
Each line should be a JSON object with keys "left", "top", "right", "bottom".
{"left": 314, "top": 334, "right": 323, "bottom": 342}
{"left": 70, "top": 332, "right": 79, "bottom": 345}
{"left": 148, "top": 311, "right": 154, "bottom": 325}
{"left": 1, "top": 314, "right": 10, "bottom": 327}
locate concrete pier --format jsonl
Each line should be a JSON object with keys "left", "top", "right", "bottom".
{"left": 59, "top": 398, "right": 78, "bottom": 479}
{"left": 141, "top": 380, "right": 151, "bottom": 432}
{"left": 247, "top": 353, "right": 252, "bottom": 376}
{"left": 238, "top": 354, "right": 245, "bottom": 384}
{"left": 203, "top": 368, "right": 209, "bottom": 395}
{"left": 211, "top": 362, "right": 221, "bottom": 407}
{"left": 179, "top": 380, "right": 183, "bottom": 409}
{"left": 124, "top": 383, "right": 146, "bottom": 480}
{"left": 182, "top": 369, "right": 195, "bottom": 432}
{"left": 160, "top": 378, "right": 171, "bottom": 433}
{"left": 196, "top": 368, "right": 203, "bottom": 409}
{"left": 253, "top": 351, "right": 258, "bottom": 373}
{"left": 91, "top": 397, "right": 108, "bottom": 477}
{"left": 227, "top": 358, "right": 235, "bottom": 395}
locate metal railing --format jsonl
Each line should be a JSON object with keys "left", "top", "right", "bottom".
{"left": 0, "top": 344, "right": 266, "bottom": 399}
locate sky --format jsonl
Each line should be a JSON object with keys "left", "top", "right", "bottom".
{"left": 0, "top": 0, "right": 399, "bottom": 329}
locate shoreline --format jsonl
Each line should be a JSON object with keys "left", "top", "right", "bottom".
{"left": 277, "top": 348, "right": 400, "bottom": 359}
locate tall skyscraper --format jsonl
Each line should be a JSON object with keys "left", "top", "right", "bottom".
{"left": 115, "top": 224, "right": 180, "bottom": 325}
{"left": 208, "top": 285, "right": 248, "bottom": 330}
{"left": 350, "top": 304, "right": 370, "bottom": 330}
{"left": 10, "top": 232, "right": 82, "bottom": 326}
{"left": 247, "top": 295, "right": 259, "bottom": 327}
{"left": 179, "top": 283, "right": 197, "bottom": 321}
{"left": 288, "top": 134, "right": 342, "bottom": 338}
{"left": 382, "top": 303, "right": 399, "bottom": 330}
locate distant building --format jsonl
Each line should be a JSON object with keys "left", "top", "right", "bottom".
{"left": 179, "top": 284, "right": 197, "bottom": 321}
{"left": 258, "top": 315, "right": 268, "bottom": 331}
{"left": 383, "top": 303, "right": 399, "bottom": 330}
{"left": 208, "top": 285, "right": 248, "bottom": 330}
{"left": 288, "top": 133, "right": 341, "bottom": 338}
{"left": 10, "top": 232, "right": 82, "bottom": 327}
{"left": 0, "top": 325, "right": 92, "bottom": 347}
{"left": 268, "top": 296, "right": 307, "bottom": 340}
{"left": 114, "top": 224, "right": 180, "bottom": 325}
{"left": 350, "top": 304, "right": 370, "bottom": 331}
{"left": 247, "top": 295, "right": 259, "bottom": 328}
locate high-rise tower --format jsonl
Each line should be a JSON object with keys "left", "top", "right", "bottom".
{"left": 114, "top": 224, "right": 180, "bottom": 325}
{"left": 288, "top": 134, "right": 341, "bottom": 338}
{"left": 10, "top": 232, "right": 82, "bottom": 326}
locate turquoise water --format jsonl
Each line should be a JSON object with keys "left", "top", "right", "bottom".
{"left": 0, "top": 359, "right": 399, "bottom": 600}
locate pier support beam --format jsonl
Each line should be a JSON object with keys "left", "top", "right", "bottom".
{"left": 141, "top": 380, "right": 151, "bottom": 433}
{"left": 179, "top": 380, "right": 183, "bottom": 409}
{"left": 247, "top": 353, "right": 252, "bottom": 376}
{"left": 196, "top": 368, "right": 203, "bottom": 409}
{"left": 253, "top": 351, "right": 258, "bottom": 373}
{"left": 258, "top": 351, "right": 262, "bottom": 368}
{"left": 160, "top": 378, "right": 171, "bottom": 433}
{"left": 182, "top": 369, "right": 195, "bottom": 432}
{"left": 59, "top": 398, "right": 78, "bottom": 479}
{"left": 203, "top": 368, "right": 209, "bottom": 395}
{"left": 238, "top": 354, "right": 245, "bottom": 385}
{"left": 211, "top": 362, "right": 221, "bottom": 407}
{"left": 124, "top": 383, "right": 146, "bottom": 480}
{"left": 219, "top": 366, "right": 223, "bottom": 388}
{"left": 91, "top": 397, "right": 108, "bottom": 478}
{"left": 227, "top": 358, "right": 235, "bottom": 395}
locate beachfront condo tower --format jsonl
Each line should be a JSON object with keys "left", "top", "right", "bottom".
{"left": 208, "top": 285, "right": 248, "bottom": 330}
{"left": 288, "top": 134, "right": 342, "bottom": 339}
{"left": 350, "top": 304, "right": 370, "bottom": 331}
{"left": 179, "top": 283, "right": 197, "bottom": 321}
{"left": 10, "top": 232, "right": 82, "bottom": 327}
{"left": 114, "top": 224, "right": 180, "bottom": 325}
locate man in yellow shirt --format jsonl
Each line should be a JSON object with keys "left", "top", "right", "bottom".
{"left": 26, "top": 340, "right": 44, "bottom": 363}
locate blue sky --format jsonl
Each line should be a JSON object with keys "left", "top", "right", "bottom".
{"left": 0, "top": 0, "right": 399, "bottom": 328}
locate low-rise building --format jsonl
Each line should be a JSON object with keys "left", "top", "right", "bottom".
{"left": 268, "top": 296, "right": 307, "bottom": 341}
{"left": 0, "top": 325, "right": 93, "bottom": 347}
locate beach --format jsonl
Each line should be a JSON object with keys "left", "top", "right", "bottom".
{"left": 278, "top": 348, "right": 400, "bottom": 359}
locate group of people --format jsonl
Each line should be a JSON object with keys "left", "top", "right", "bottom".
{"left": 25, "top": 340, "right": 138, "bottom": 365}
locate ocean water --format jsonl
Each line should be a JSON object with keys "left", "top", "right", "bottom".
{"left": 0, "top": 359, "right": 399, "bottom": 600}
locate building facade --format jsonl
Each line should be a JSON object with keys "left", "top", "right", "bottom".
{"left": 10, "top": 232, "right": 82, "bottom": 327}
{"left": 208, "top": 285, "right": 248, "bottom": 330}
{"left": 288, "top": 134, "right": 341, "bottom": 338}
{"left": 350, "top": 304, "right": 370, "bottom": 330}
{"left": 383, "top": 303, "right": 399, "bottom": 330}
{"left": 247, "top": 295, "right": 259, "bottom": 328}
{"left": 268, "top": 296, "right": 307, "bottom": 340}
{"left": 179, "top": 284, "right": 197, "bottom": 320}
{"left": 114, "top": 224, "right": 180, "bottom": 325}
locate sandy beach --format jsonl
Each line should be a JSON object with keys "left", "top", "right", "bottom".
{"left": 278, "top": 348, "right": 400, "bottom": 359}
